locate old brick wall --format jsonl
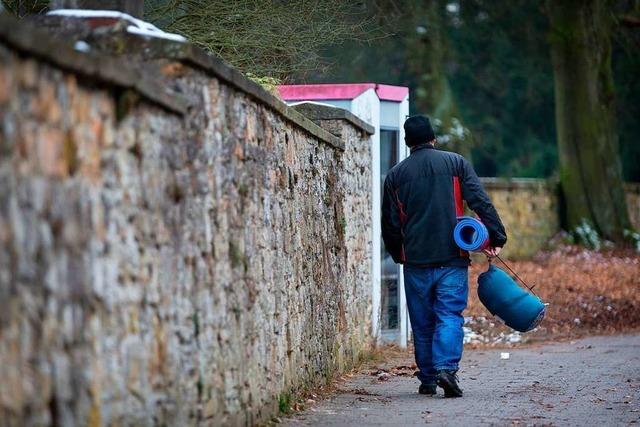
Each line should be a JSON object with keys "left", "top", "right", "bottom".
{"left": 0, "top": 21, "right": 372, "bottom": 427}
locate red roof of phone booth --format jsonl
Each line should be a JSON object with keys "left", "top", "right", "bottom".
{"left": 277, "top": 83, "right": 408, "bottom": 102}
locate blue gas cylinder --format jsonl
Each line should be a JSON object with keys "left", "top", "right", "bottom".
{"left": 477, "top": 265, "right": 546, "bottom": 332}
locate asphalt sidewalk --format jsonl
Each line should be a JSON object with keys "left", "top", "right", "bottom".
{"left": 284, "top": 335, "right": 640, "bottom": 426}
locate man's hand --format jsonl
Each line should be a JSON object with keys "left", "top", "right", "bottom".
{"left": 483, "top": 246, "right": 502, "bottom": 258}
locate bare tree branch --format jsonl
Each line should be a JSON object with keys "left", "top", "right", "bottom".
{"left": 144, "top": 0, "right": 385, "bottom": 79}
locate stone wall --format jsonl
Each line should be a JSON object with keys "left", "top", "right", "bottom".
{"left": 291, "top": 103, "right": 376, "bottom": 351}
{"left": 479, "top": 179, "right": 639, "bottom": 258}
{"left": 0, "top": 12, "right": 638, "bottom": 427}
{"left": 480, "top": 178, "right": 560, "bottom": 259}
{"left": 0, "top": 17, "right": 372, "bottom": 427}
{"left": 625, "top": 183, "right": 640, "bottom": 231}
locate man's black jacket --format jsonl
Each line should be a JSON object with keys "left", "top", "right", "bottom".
{"left": 382, "top": 143, "right": 507, "bottom": 267}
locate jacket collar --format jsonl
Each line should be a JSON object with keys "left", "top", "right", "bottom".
{"left": 410, "top": 142, "right": 436, "bottom": 154}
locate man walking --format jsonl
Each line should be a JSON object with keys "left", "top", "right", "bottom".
{"left": 381, "top": 115, "right": 507, "bottom": 398}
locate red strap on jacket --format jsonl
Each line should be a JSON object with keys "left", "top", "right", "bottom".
{"left": 394, "top": 189, "right": 407, "bottom": 262}
{"left": 453, "top": 176, "right": 469, "bottom": 258}
{"left": 453, "top": 176, "right": 464, "bottom": 217}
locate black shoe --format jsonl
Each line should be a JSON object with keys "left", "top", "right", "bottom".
{"left": 418, "top": 384, "right": 437, "bottom": 395}
{"left": 436, "top": 370, "right": 463, "bottom": 398}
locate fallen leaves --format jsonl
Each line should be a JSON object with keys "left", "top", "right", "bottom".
{"left": 467, "top": 244, "right": 640, "bottom": 341}
{"left": 377, "top": 372, "right": 391, "bottom": 382}
{"left": 368, "top": 363, "right": 418, "bottom": 382}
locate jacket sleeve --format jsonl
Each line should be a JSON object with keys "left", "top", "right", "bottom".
{"left": 381, "top": 176, "right": 404, "bottom": 263}
{"left": 459, "top": 157, "right": 508, "bottom": 247}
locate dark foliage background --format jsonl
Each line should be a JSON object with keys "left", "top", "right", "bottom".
{"left": 300, "top": 1, "right": 639, "bottom": 181}
{"left": 1, "top": 0, "right": 638, "bottom": 180}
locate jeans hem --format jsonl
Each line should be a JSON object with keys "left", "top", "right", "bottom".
{"left": 434, "top": 365, "right": 459, "bottom": 372}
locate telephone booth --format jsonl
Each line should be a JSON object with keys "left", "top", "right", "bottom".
{"left": 278, "top": 83, "right": 411, "bottom": 347}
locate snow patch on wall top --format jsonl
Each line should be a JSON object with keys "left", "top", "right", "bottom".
{"left": 47, "top": 9, "right": 187, "bottom": 42}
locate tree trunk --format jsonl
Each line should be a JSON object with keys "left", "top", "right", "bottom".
{"left": 547, "top": 0, "right": 630, "bottom": 241}
{"left": 49, "top": 0, "right": 143, "bottom": 17}
{"left": 405, "top": 0, "right": 472, "bottom": 159}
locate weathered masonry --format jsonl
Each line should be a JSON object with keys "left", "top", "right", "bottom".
{"left": 0, "top": 15, "right": 373, "bottom": 426}
{"left": 481, "top": 179, "right": 640, "bottom": 259}
{"left": 1, "top": 11, "right": 639, "bottom": 427}
{"left": 480, "top": 178, "right": 559, "bottom": 259}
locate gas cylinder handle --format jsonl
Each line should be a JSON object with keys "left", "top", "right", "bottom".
{"left": 494, "top": 254, "right": 539, "bottom": 297}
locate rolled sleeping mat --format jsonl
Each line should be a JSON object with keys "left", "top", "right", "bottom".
{"left": 453, "top": 216, "right": 490, "bottom": 252}
{"left": 477, "top": 265, "right": 546, "bottom": 332}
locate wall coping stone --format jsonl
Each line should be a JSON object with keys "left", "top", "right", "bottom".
{"left": 479, "top": 177, "right": 557, "bottom": 190}
{"left": 0, "top": 14, "right": 188, "bottom": 115}
{"left": 0, "top": 14, "right": 345, "bottom": 151}
{"left": 481, "top": 178, "right": 639, "bottom": 192}
{"left": 163, "top": 43, "right": 344, "bottom": 150}
{"left": 624, "top": 182, "right": 640, "bottom": 194}
{"left": 291, "top": 102, "right": 375, "bottom": 136}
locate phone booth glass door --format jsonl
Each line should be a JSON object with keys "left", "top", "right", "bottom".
{"left": 380, "top": 128, "right": 401, "bottom": 332}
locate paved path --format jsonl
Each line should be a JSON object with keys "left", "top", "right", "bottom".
{"left": 285, "top": 335, "right": 640, "bottom": 426}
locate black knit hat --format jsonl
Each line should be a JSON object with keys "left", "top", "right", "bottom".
{"left": 404, "top": 115, "right": 436, "bottom": 147}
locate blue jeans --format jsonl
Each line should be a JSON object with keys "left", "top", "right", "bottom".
{"left": 403, "top": 265, "right": 468, "bottom": 385}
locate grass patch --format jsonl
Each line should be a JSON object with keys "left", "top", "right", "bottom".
{"left": 277, "top": 393, "right": 293, "bottom": 414}
{"left": 270, "top": 343, "right": 411, "bottom": 424}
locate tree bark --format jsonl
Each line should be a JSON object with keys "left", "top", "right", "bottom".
{"left": 405, "top": 0, "right": 472, "bottom": 159}
{"left": 547, "top": 0, "right": 631, "bottom": 241}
